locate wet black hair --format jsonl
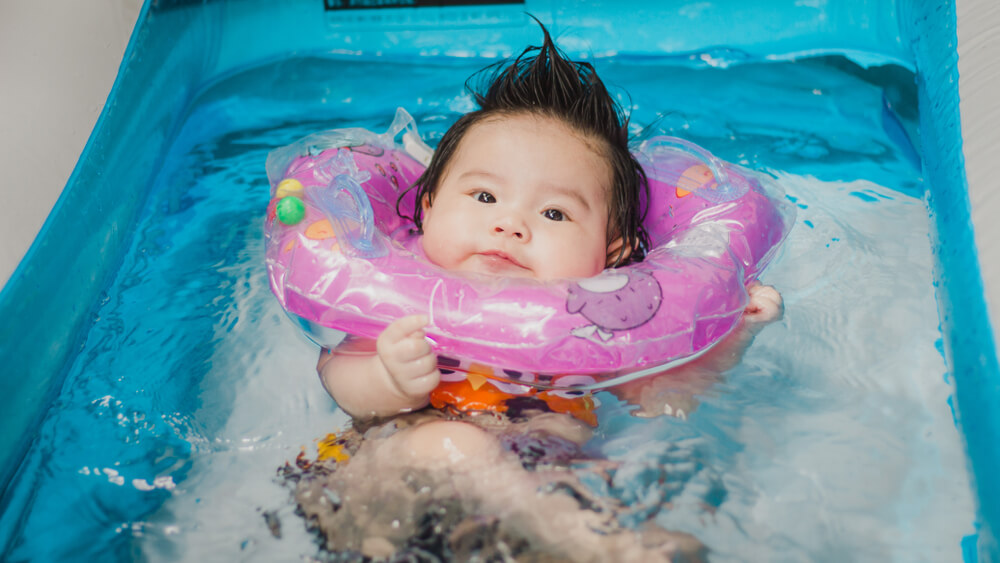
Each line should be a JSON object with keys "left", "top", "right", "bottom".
{"left": 399, "top": 20, "right": 649, "bottom": 266}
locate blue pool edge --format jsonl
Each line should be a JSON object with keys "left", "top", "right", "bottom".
{"left": 0, "top": 1, "right": 996, "bottom": 560}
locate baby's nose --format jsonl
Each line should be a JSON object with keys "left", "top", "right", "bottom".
{"left": 494, "top": 225, "right": 524, "bottom": 239}
{"left": 492, "top": 216, "right": 529, "bottom": 240}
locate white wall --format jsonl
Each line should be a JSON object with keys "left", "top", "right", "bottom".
{"left": 0, "top": 0, "right": 142, "bottom": 286}
{"left": 957, "top": 0, "right": 1000, "bottom": 349}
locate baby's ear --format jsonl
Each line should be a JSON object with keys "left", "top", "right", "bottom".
{"left": 606, "top": 236, "right": 632, "bottom": 267}
{"left": 421, "top": 192, "right": 432, "bottom": 211}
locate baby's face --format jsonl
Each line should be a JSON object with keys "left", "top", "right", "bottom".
{"left": 420, "top": 114, "right": 615, "bottom": 280}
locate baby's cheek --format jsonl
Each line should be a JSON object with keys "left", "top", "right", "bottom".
{"left": 419, "top": 232, "right": 452, "bottom": 269}
{"left": 548, "top": 249, "right": 605, "bottom": 279}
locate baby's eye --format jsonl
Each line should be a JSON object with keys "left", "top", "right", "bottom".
{"left": 474, "top": 191, "right": 496, "bottom": 204}
{"left": 543, "top": 209, "right": 566, "bottom": 221}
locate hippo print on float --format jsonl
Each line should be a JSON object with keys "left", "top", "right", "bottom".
{"left": 566, "top": 270, "right": 663, "bottom": 341}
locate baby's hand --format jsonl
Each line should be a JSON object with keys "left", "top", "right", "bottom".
{"left": 376, "top": 315, "right": 441, "bottom": 401}
{"left": 744, "top": 283, "right": 783, "bottom": 326}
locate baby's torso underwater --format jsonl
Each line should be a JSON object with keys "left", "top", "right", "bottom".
{"left": 433, "top": 355, "right": 599, "bottom": 426}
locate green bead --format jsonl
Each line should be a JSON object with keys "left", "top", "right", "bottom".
{"left": 277, "top": 196, "right": 306, "bottom": 225}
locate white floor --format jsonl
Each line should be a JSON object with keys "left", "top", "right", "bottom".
{"left": 1, "top": 0, "right": 997, "bottom": 353}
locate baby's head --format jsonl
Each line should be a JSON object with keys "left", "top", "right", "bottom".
{"left": 404, "top": 24, "right": 648, "bottom": 280}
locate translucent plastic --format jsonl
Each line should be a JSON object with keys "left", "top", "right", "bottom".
{"left": 264, "top": 110, "right": 794, "bottom": 388}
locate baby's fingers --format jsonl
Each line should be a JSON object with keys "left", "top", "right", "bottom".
{"left": 394, "top": 335, "right": 435, "bottom": 363}
{"left": 744, "top": 284, "right": 783, "bottom": 323}
{"left": 395, "top": 356, "right": 441, "bottom": 396}
{"left": 380, "top": 314, "right": 429, "bottom": 343}
{"left": 377, "top": 314, "right": 436, "bottom": 367}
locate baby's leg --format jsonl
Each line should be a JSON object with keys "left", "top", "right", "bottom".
{"left": 294, "top": 414, "right": 703, "bottom": 561}
{"left": 384, "top": 417, "right": 704, "bottom": 562}
{"left": 293, "top": 415, "right": 506, "bottom": 557}
{"left": 390, "top": 419, "right": 506, "bottom": 468}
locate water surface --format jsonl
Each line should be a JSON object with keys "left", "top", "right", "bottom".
{"left": 0, "top": 55, "right": 973, "bottom": 562}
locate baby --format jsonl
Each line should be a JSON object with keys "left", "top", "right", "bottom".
{"left": 299, "top": 23, "right": 781, "bottom": 561}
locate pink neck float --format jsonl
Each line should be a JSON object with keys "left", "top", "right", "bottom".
{"left": 265, "top": 109, "right": 794, "bottom": 390}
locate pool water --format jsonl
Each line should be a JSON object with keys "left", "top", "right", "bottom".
{"left": 0, "top": 55, "right": 975, "bottom": 561}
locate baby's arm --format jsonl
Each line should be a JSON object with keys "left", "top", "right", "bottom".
{"left": 317, "top": 315, "right": 441, "bottom": 420}
{"left": 609, "top": 283, "right": 783, "bottom": 418}
{"left": 685, "top": 283, "right": 783, "bottom": 373}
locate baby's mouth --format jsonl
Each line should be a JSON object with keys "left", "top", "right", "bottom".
{"left": 475, "top": 250, "right": 530, "bottom": 273}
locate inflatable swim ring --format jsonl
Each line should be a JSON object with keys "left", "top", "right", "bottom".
{"left": 265, "top": 109, "right": 794, "bottom": 390}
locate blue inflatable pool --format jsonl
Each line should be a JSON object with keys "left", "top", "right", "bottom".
{"left": 0, "top": 0, "right": 995, "bottom": 560}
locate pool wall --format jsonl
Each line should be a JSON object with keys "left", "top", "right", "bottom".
{"left": 0, "top": 0, "right": 996, "bottom": 559}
